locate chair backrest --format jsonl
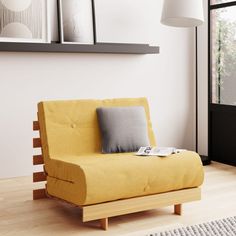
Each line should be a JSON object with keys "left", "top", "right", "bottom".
{"left": 38, "top": 97, "right": 156, "bottom": 161}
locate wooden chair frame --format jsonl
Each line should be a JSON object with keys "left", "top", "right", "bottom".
{"left": 33, "top": 120, "right": 201, "bottom": 230}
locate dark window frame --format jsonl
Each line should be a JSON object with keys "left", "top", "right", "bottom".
{"left": 208, "top": 0, "right": 236, "bottom": 162}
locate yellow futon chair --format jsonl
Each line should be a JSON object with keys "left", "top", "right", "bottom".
{"left": 32, "top": 97, "right": 204, "bottom": 230}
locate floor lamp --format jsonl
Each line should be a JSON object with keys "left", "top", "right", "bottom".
{"left": 161, "top": 0, "right": 210, "bottom": 165}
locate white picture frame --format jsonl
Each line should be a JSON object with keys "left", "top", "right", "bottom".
{"left": 0, "top": 0, "right": 50, "bottom": 43}
{"left": 58, "top": 0, "right": 95, "bottom": 44}
{"left": 49, "top": 0, "right": 59, "bottom": 42}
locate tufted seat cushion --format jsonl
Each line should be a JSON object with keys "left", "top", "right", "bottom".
{"left": 46, "top": 151, "right": 204, "bottom": 205}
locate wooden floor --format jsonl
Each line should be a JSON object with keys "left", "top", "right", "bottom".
{"left": 0, "top": 162, "right": 236, "bottom": 236}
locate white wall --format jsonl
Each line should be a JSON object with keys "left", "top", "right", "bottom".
{"left": 0, "top": 0, "right": 195, "bottom": 178}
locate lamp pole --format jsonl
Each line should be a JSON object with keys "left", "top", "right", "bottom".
{"left": 196, "top": 27, "right": 198, "bottom": 153}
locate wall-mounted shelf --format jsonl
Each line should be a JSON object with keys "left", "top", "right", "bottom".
{"left": 0, "top": 42, "right": 159, "bottom": 54}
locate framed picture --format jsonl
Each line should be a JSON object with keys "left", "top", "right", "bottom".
{"left": 58, "top": 0, "right": 96, "bottom": 44}
{"left": 49, "top": 0, "right": 59, "bottom": 43}
{"left": 0, "top": 0, "right": 50, "bottom": 43}
{"left": 93, "top": 0, "right": 149, "bottom": 44}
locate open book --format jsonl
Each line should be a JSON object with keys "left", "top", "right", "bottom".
{"left": 136, "top": 146, "right": 186, "bottom": 157}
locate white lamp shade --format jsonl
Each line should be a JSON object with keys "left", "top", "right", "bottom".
{"left": 161, "top": 0, "right": 204, "bottom": 27}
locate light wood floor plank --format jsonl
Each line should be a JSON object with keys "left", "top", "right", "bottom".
{"left": 0, "top": 162, "right": 236, "bottom": 236}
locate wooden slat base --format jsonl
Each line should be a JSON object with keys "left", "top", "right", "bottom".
{"left": 33, "top": 120, "right": 47, "bottom": 200}
{"left": 33, "top": 171, "right": 46, "bottom": 182}
{"left": 100, "top": 218, "right": 108, "bottom": 230}
{"left": 33, "top": 155, "right": 44, "bottom": 165}
{"left": 83, "top": 188, "right": 201, "bottom": 222}
{"left": 174, "top": 204, "right": 182, "bottom": 215}
{"left": 33, "top": 188, "right": 47, "bottom": 200}
{"left": 33, "top": 138, "right": 42, "bottom": 148}
{"left": 33, "top": 121, "right": 40, "bottom": 131}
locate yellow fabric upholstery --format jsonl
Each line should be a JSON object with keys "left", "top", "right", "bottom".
{"left": 38, "top": 98, "right": 156, "bottom": 166}
{"left": 38, "top": 97, "right": 204, "bottom": 206}
{"left": 46, "top": 152, "right": 203, "bottom": 206}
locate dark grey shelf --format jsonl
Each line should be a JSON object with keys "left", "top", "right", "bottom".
{"left": 0, "top": 42, "right": 159, "bottom": 54}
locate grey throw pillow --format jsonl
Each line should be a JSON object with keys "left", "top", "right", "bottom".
{"left": 96, "top": 106, "right": 150, "bottom": 153}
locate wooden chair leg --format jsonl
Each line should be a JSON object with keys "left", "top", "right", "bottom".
{"left": 174, "top": 204, "right": 182, "bottom": 215}
{"left": 100, "top": 218, "right": 108, "bottom": 230}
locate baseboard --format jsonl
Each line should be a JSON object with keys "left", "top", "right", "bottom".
{"left": 200, "top": 155, "right": 211, "bottom": 166}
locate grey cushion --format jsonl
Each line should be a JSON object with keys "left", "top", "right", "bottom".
{"left": 96, "top": 106, "right": 150, "bottom": 153}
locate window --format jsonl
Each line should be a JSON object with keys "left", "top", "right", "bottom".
{"left": 210, "top": 1, "right": 236, "bottom": 105}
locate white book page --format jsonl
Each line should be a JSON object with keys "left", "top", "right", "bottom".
{"left": 149, "top": 147, "right": 175, "bottom": 156}
{"left": 136, "top": 147, "right": 187, "bottom": 157}
{"left": 136, "top": 146, "right": 152, "bottom": 156}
